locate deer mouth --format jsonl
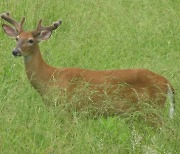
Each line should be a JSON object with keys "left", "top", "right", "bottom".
{"left": 12, "top": 48, "right": 22, "bottom": 57}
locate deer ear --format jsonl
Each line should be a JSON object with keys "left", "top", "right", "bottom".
{"left": 2, "top": 24, "right": 18, "bottom": 37}
{"left": 37, "top": 30, "right": 52, "bottom": 41}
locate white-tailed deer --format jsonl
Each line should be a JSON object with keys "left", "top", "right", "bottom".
{"left": 1, "top": 12, "right": 175, "bottom": 119}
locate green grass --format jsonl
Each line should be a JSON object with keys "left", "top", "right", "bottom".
{"left": 0, "top": 0, "right": 180, "bottom": 153}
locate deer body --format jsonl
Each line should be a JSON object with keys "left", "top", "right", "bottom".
{"left": 1, "top": 12, "right": 175, "bottom": 118}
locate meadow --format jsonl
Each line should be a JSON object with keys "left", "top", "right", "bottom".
{"left": 0, "top": 0, "right": 179, "bottom": 153}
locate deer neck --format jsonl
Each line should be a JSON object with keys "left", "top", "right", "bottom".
{"left": 24, "top": 45, "right": 56, "bottom": 90}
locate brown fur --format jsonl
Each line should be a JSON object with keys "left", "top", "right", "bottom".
{"left": 24, "top": 44, "right": 171, "bottom": 111}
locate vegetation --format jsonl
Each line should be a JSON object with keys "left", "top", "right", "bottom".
{"left": 0, "top": 0, "right": 179, "bottom": 153}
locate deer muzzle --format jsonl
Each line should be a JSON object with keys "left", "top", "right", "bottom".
{"left": 12, "top": 48, "right": 21, "bottom": 57}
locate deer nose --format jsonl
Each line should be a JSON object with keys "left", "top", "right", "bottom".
{"left": 12, "top": 48, "right": 21, "bottom": 56}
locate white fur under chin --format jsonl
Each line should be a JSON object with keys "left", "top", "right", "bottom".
{"left": 24, "top": 55, "right": 32, "bottom": 63}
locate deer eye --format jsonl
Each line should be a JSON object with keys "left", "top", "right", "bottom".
{"left": 28, "top": 39, "right": 34, "bottom": 44}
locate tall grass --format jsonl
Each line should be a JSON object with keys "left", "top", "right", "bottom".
{"left": 0, "top": 0, "right": 179, "bottom": 153}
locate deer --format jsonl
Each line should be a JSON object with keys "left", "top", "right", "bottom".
{"left": 1, "top": 12, "right": 175, "bottom": 121}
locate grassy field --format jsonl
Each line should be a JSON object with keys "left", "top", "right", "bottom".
{"left": 0, "top": 0, "right": 179, "bottom": 153}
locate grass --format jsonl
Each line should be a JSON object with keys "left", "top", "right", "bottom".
{"left": 0, "top": 0, "right": 180, "bottom": 153}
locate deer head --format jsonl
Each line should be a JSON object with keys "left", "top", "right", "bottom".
{"left": 1, "top": 12, "right": 62, "bottom": 57}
